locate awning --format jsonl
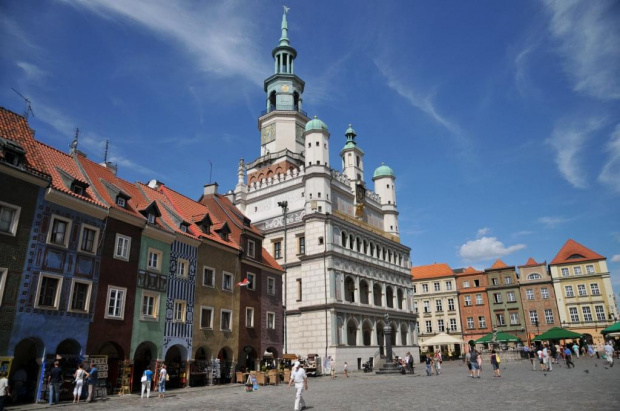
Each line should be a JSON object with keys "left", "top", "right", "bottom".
{"left": 419, "top": 333, "right": 464, "bottom": 346}
{"left": 475, "top": 331, "right": 521, "bottom": 343}
{"left": 532, "top": 327, "right": 582, "bottom": 341}
{"left": 601, "top": 321, "right": 620, "bottom": 335}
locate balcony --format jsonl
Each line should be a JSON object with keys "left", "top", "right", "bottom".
{"left": 260, "top": 105, "right": 308, "bottom": 117}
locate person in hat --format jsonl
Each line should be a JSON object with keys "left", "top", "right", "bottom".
{"left": 287, "top": 361, "right": 308, "bottom": 411}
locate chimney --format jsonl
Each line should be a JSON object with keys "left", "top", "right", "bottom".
{"left": 203, "top": 182, "right": 218, "bottom": 196}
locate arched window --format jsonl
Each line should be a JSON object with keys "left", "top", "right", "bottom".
{"left": 356, "top": 237, "right": 361, "bottom": 252}
{"left": 341, "top": 231, "right": 347, "bottom": 247}
{"left": 386, "top": 286, "right": 394, "bottom": 308}
{"left": 345, "top": 277, "right": 355, "bottom": 303}
{"left": 347, "top": 318, "right": 358, "bottom": 346}
{"left": 360, "top": 280, "right": 369, "bottom": 304}
{"left": 527, "top": 273, "right": 542, "bottom": 280}
{"left": 373, "top": 283, "right": 382, "bottom": 306}
{"left": 349, "top": 234, "right": 354, "bottom": 250}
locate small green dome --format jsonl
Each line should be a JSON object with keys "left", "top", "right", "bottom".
{"left": 373, "top": 163, "right": 395, "bottom": 179}
{"left": 305, "top": 116, "right": 329, "bottom": 132}
{"left": 345, "top": 124, "right": 356, "bottom": 136}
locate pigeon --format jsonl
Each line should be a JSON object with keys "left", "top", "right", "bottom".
{"left": 584, "top": 370, "right": 589, "bottom": 374}
{"left": 544, "top": 373, "right": 547, "bottom": 376}
{"left": 604, "top": 367, "right": 609, "bottom": 370}
{"left": 595, "top": 364, "right": 598, "bottom": 367}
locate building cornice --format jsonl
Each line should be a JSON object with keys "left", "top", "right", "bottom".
{"left": 144, "top": 224, "right": 176, "bottom": 244}
{"left": 109, "top": 207, "right": 146, "bottom": 228}
{"left": 0, "top": 162, "right": 50, "bottom": 187}
{"left": 45, "top": 188, "right": 108, "bottom": 219}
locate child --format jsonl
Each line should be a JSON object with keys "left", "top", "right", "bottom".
{"left": 490, "top": 350, "right": 501, "bottom": 377}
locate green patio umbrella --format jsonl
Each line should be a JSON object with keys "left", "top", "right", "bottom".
{"left": 532, "top": 327, "right": 582, "bottom": 341}
{"left": 475, "top": 331, "right": 522, "bottom": 343}
{"left": 601, "top": 321, "right": 620, "bottom": 335}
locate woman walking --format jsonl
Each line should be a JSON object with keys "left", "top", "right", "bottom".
{"left": 73, "top": 364, "right": 88, "bottom": 403}
{"left": 433, "top": 351, "right": 442, "bottom": 375}
{"left": 141, "top": 366, "right": 154, "bottom": 399}
{"left": 490, "top": 350, "right": 501, "bottom": 377}
{"left": 158, "top": 364, "right": 167, "bottom": 398}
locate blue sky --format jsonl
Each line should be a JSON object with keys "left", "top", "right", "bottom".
{"left": 1, "top": 1, "right": 619, "bottom": 293}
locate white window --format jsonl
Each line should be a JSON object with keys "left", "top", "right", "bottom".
{"left": 545, "top": 309, "right": 554, "bottom": 324}
{"left": 493, "top": 293, "right": 502, "bottom": 304}
{"left": 527, "top": 273, "right": 542, "bottom": 280}
{"left": 448, "top": 298, "right": 455, "bottom": 311}
{"left": 464, "top": 295, "right": 471, "bottom": 306}
{"left": 247, "top": 239, "right": 256, "bottom": 258}
{"left": 467, "top": 317, "right": 474, "bottom": 329}
{"left": 147, "top": 248, "right": 162, "bottom": 272}
{"left": 0, "top": 267, "right": 8, "bottom": 306}
{"left": 435, "top": 299, "right": 443, "bottom": 312}
{"left": 437, "top": 319, "right": 445, "bottom": 332}
{"left": 582, "top": 306, "right": 593, "bottom": 322}
{"left": 423, "top": 300, "right": 430, "bottom": 313}
{"left": 105, "top": 286, "right": 126, "bottom": 319}
{"left": 577, "top": 284, "right": 587, "bottom": 296}
{"left": 595, "top": 305, "right": 606, "bottom": 321}
{"left": 463, "top": 281, "right": 470, "bottom": 288}
{"left": 173, "top": 300, "right": 186, "bottom": 322}
{"left": 561, "top": 267, "right": 569, "bottom": 277}
{"left": 78, "top": 224, "right": 99, "bottom": 254}
{"left": 574, "top": 266, "right": 583, "bottom": 275}
{"left": 529, "top": 310, "right": 539, "bottom": 325}
{"left": 47, "top": 215, "right": 71, "bottom": 247}
{"left": 526, "top": 289, "right": 534, "bottom": 300}
{"left": 492, "top": 278, "right": 498, "bottom": 285}
{"left": 177, "top": 258, "right": 189, "bottom": 278}
{"left": 0, "top": 201, "right": 21, "bottom": 236}
{"left": 445, "top": 281, "right": 452, "bottom": 291}
{"left": 449, "top": 318, "right": 457, "bottom": 331}
{"left": 298, "top": 236, "right": 305, "bottom": 254}
{"left": 585, "top": 265, "right": 595, "bottom": 274}
{"left": 504, "top": 277, "right": 512, "bottom": 284}
{"left": 68, "top": 279, "right": 92, "bottom": 312}
{"left": 203, "top": 266, "right": 215, "bottom": 287}
{"left": 590, "top": 283, "right": 600, "bottom": 295}
{"left": 433, "top": 282, "right": 440, "bottom": 291}
{"left": 478, "top": 316, "right": 486, "bottom": 328}
{"left": 497, "top": 314, "right": 506, "bottom": 326}
{"left": 569, "top": 307, "right": 579, "bottom": 322}
{"left": 116, "top": 196, "right": 126, "bottom": 207}
{"left": 246, "top": 307, "right": 254, "bottom": 327}
{"left": 267, "top": 312, "right": 276, "bottom": 329}
{"left": 247, "top": 272, "right": 256, "bottom": 291}
{"left": 221, "top": 309, "right": 232, "bottom": 331}
{"left": 541, "top": 288, "right": 549, "bottom": 299}
{"left": 510, "top": 312, "right": 519, "bottom": 325}
{"left": 35, "top": 273, "right": 63, "bottom": 309}
{"left": 565, "top": 285, "right": 574, "bottom": 297}
{"left": 507, "top": 291, "right": 516, "bottom": 302}
{"left": 147, "top": 214, "right": 156, "bottom": 224}
{"left": 422, "top": 284, "right": 429, "bottom": 293}
{"left": 475, "top": 294, "right": 483, "bottom": 305}
{"left": 200, "top": 306, "right": 213, "bottom": 329}
{"left": 425, "top": 320, "right": 432, "bottom": 333}
{"left": 222, "top": 272, "right": 233, "bottom": 291}
{"left": 114, "top": 235, "right": 131, "bottom": 260}
{"left": 273, "top": 241, "right": 282, "bottom": 259}
{"left": 141, "top": 291, "right": 159, "bottom": 320}
{"left": 267, "top": 277, "right": 276, "bottom": 295}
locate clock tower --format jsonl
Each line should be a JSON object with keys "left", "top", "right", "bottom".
{"left": 256, "top": 8, "right": 309, "bottom": 162}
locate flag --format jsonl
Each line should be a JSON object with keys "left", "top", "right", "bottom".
{"left": 236, "top": 278, "right": 250, "bottom": 287}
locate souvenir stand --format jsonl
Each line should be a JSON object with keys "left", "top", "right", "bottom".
{"left": 189, "top": 360, "right": 210, "bottom": 387}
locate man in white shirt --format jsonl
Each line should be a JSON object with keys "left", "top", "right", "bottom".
{"left": 287, "top": 361, "right": 308, "bottom": 411}
{"left": 604, "top": 342, "right": 614, "bottom": 367}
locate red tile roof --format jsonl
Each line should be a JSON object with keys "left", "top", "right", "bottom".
{"left": 490, "top": 259, "right": 508, "bottom": 269}
{"left": 524, "top": 257, "right": 538, "bottom": 266}
{"left": 411, "top": 263, "right": 453, "bottom": 279}
{"left": 550, "top": 239, "right": 605, "bottom": 265}
{"left": 456, "top": 266, "right": 483, "bottom": 276}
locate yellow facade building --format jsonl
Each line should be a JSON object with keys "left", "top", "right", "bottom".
{"left": 549, "top": 239, "right": 619, "bottom": 345}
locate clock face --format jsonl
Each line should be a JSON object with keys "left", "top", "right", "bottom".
{"left": 296, "top": 124, "right": 304, "bottom": 144}
{"left": 281, "top": 84, "right": 290, "bottom": 92}
{"left": 261, "top": 124, "right": 275, "bottom": 144}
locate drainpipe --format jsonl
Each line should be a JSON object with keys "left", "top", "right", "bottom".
{"left": 278, "top": 201, "right": 288, "bottom": 354}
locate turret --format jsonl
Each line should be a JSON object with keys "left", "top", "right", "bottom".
{"left": 373, "top": 163, "right": 399, "bottom": 236}
{"left": 303, "top": 116, "right": 332, "bottom": 215}
{"left": 340, "top": 124, "right": 364, "bottom": 183}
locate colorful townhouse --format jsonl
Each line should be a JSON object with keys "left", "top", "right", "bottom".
{"left": 456, "top": 267, "right": 492, "bottom": 345}
{"left": 411, "top": 263, "right": 462, "bottom": 356}
{"left": 517, "top": 258, "right": 560, "bottom": 345}
{"left": 549, "top": 239, "right": 619, "bottom": 345}
{"left": 7, "top": 138, "right": 108, "bottom": 402}
{"left": 484, "top": 259, "right": 527, "bottom": 342}
{"left": 0, "top": 108, "right": 51, "bottom": 402}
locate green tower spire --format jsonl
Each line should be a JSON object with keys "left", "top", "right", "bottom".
{"left": 279, "top": 6, "right": 290, "bottom": 46}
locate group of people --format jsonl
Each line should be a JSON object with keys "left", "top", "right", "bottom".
{"left": 463, "top": 348, "right": 502, "bottom": 378}
{"left": 47, "top": 361, "right": 99, "bottom": 405}
{"left": 526, "top": 340, "right": 616, "bottom": 371}
{"left": 140, "top": 363, "right": 168, "bottom": 399}
{"left": 424, "top": 351, "right": 443, "bottom": 376}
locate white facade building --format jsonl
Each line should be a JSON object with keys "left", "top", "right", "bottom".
{"left": 229, "top": 10, "right": 419, "bottom": 369}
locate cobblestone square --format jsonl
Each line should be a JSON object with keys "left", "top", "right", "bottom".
{"left": 7, "top": 356, "right": 620, "bottom": 411}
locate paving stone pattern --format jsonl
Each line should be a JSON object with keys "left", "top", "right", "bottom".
{"left": 7, "top": 357, "right": 620, "bottom": 411}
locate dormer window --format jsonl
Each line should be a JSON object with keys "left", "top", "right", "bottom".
{"left": 147, "top": 214, "right": 156, "bottom": 224}
{"left": 180, "top": 223, "right": 189, "bottom": 233}
{"left": 116, "top": 196, "right": 126, "bottom": 208}
{"left": 199, "top": 214, "right": 213, "bottom": 234}
{"left": 0, "top": 137, "right": 26, "bottom": 167}
{"left": 70, "top": 181, "right": 88, "bottom": 196}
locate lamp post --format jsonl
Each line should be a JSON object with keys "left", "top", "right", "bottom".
{"left": 277, "top": 201, "right": 288, "bottom": 354}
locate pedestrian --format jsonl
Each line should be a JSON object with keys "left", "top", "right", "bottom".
{"left": 48, "top": 361, "right": 62, "bottom": 405}
{"left": 528, "top": 346, "right": 537, "bottom": 371}
{"left": 329, "top": 357, "right": 335, "bottom": 380}
{"left": 141, "top": 366, "right": 154, "bottom": 399}
{"left": 550, "top": 343, "right": 557, "bottom": 365}
{"left": 572, "top": 343, "right": 580, "bottom": 359}
{"left": 537, "top": 348, "right": 546, "bottom": 371}
{"left": 434, "top": 351, "right": 441, "bottom": 375}
{"left": 490, "top": 350, "right": 501, "bottom": 377}
{"left": 476, "top": 350, "right": 483, "bottom": 377}
{"left": 287, "top": 361, "right": 308, "bottom": 411}
{"left": 404, "top": 352, "right": 410, "bottom": 374}
{"left": 470, "top": 349, "right": 480, "bottom": 378}
{"left": 554, "top": 343, "right": 561, "bottom": 364}
{"left": 158, "top": 364, "right": 167, "bottom": 398}
{"left": 86, "top": 362, "right": 98, "bottom": 402}
{"left": 0, "top": 371, "right": 10, "bottom": 411}
{"left": 465, "top": 349, "right": 473, "bottom": 377}
{"left": 425, "top": 355, "right": 433, "bottom": 376}
{"left": 544, "top": 344, "right": 552, "bottom": 372}
{"left": 604, "top": 342, "right": 614, "bottom": 367}
{"left": 9, "top": 367, "right": 26, "bottom": 404}
{"left": 563, "top": 345, "right": 574, "bottom": 368}
{"left": 73, "top": 363, "right": 88, "bottom": 403}
{"left": 343, "top": 361, "right": 349, "bottom": 378}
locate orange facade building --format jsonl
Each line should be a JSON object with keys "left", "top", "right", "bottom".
{"left": 456, "top": 267, "right": 492, "bottom": 344}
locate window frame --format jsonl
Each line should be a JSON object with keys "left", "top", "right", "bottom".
{"left": 569, "top": 307, "right": 579, "bottom": 322}
{"left": 425, "top": 320, "right": 432, "bottom": 333}
{"left": 114, "top": 234, "right": 131, "bottom": 261}
{"left": 47, "top": 214, "right": 72, "bottom": 248}
{"left": 298, "top": 236, "right": 305, "bottom": 255}
{"left": 296, "top": 278, "right": 302, "bottom": 301}
{"left": 529, "top": 310, "right": 539, "bottom": 325}
{"left": 0, "top": 201, "right": 21, "bottom": 237}
{"left": 475, "top": 294, "right": 483, "bottom": 305}
{"left": 585, "top": 265, "right": 595, "bottom": 274}
{"left": 507, "top": 291, "right": 516, "bottom": 302}
{"left": 449, "top": 318, "right": 458, "bottom": 331}
{"left": 445, "top": 281, "right": 452, "bottom": 291}
{"left": 105, "top": 286, "right": 127, "bottom": 320}
{"left": 147, "top": 248, "right": 163, "bottom": 272}
{"left": 202, "top": 266, "right": 215, "bottom": 288}
{"left": 177, "top": 258, "right": 189, "bottom": 279}
{"left": 510, "top": 312, "right": 519, "bottom": 325}
{"left": 267, "top": 277, "right": 276, "bottom": 295}
{"left": 173, "top": 300, "right": 187, "bottom": 323}
{"left": 140, "top": 290, "right": 159, "bottom": 321}
{"left": 422, "top": 284, "right": 429, "bottom": 293}
{"left": 68, "top": 278, "right": 93, "bottom": 313}
{"left": 574, "top": 266, "right": 583, "bottom": 275}
{"left": 247, "top": 272, "right": 256, "bottom": 291}
{"left": 273, "top": 240, "right": 282, "bottom": 259}
{"left": 247, "top": 239, "right": 256, "bottom": 258}
{"left": 561, "top": 267, "right": 569, "bottom": 277}
{"left": 526, "top": 289, "right": 534, "bottom": 300}
{"left": 581, "top": 306, "right": 593, "bottom": 322}
{"left": 0, "top": 267, "right": 8, "bottom": 306}
{"left": 595, "top": 305, "right": 606, "bottom": 321}
{"left": 565, "top": 285, "right": 574, "bottom": 298}
{"left": 267, "top": 311, "right": 276, "bottom": 329}
{"left": 464, "top": 295, "right": 472, "bottom": 306}
{"left": 540, "top": 287, "right": 549, "bottom": 299}
{"left": 437, "top": 319, "right": 445, "bottom": 332}
{"left": 246, "top": 307, "right": 255, "bottom": 328}
{"left": 433, "top": 282, "right": 440, "bottom": 291}
{"left": 78, "top": 224, "right": 100, "bottom": 254}
{"left": 220, "top": 309, "right": 232, "bottom": 331}
{"left": 200, "top": 306, "right": 214, "bottom": 329}
{"left": 222, "top": 272, "right": 233, "bottom": 291}
{"left": 447, "top": 298, "right": 455, "bottom": 311}
{"left": 478, "top": 316, "right": 486, "bottom": 328}
{"left": 590, "top": 283, "right": 600, "bottom": 295}
{"left": 35, "top": 272, "right": 63, "bottom": 310}
{"left": 493, "top": 293, "right": 502, "bottom": 304}
{"left": 467, "top": 317, "right": 474, "bottom": 329}
{"left": 496, "top": 313, "right": 506, "bottom": 326}
{"left": 577, "top": 284, "right": 587, "bottom": 297}
{"left": 544, "top": 309, "right": 554, "bottom": 324}
{"left": 435, "top": 299, "right": 443, "bottom": 312}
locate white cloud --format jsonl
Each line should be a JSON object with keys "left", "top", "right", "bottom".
{"left": 459, "top": 236, "right": 526, "bottom": 262}
{"left": 513, "top": 230, "right": 534, "bottom": 237}
{"left": 477, "top": 227, "right": 491, "bottom": 237}
{"left": 538, "top": 216, "right": 570, "bottom": 228}
{"left": 546, "top": 116, "right": 605, "bottom": 188}
{"left": 16, "top": 61, "right": 49, "bottom": 82}
{"left": 514, "top": 43, "right": 538, "bottom": 97}
{"left": 611, "top": 254, "right": 620, "bottom": 263}
{"left": 64, "top": 0, "right": 267, "bottom": 86}
{"left": 542, "top": 0, "right": 620, "bottom": 100}
{"left": 598, "top": 124, "right": 620, "bottom": 193}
